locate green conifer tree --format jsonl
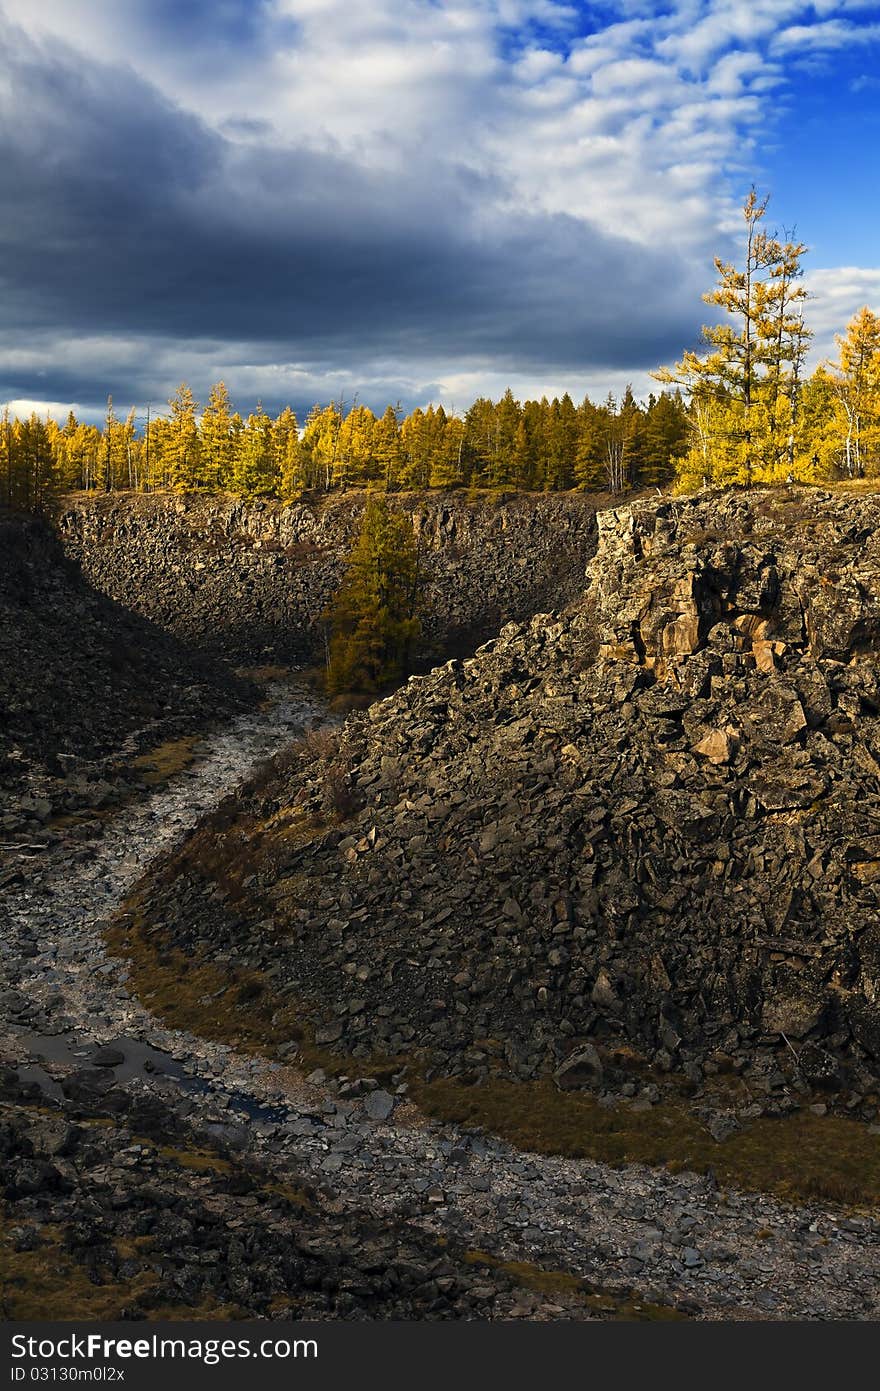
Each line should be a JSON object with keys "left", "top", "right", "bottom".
{"left": 325, "top": 494, "right": 421, "bottom": 696}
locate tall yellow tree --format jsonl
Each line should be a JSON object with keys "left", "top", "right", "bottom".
{"left": 167, "top": 383, "right": 201, "bottom": 490}
{"left": 234, "top": 404, "right": 280, "bottom": 497}
{"left": 825, "top": 307, "right": 880, "bottom": 478}
{"left": 200, "top": 382, "right": 235, "bottom": 490}
{"left": 655, "top": 189, "right": 811, "bottom": 487}
{"left": 274, "top": 405, "right": 303, "bottom": 501}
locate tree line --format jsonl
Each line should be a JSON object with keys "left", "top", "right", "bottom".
{"left": 0, "top": 382, "right": 689, "bottom": 513}
{"left": 3, "top": 187, "right": 878, "bottom": 514}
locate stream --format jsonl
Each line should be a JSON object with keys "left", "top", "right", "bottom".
{"left": 1, "top": 678, "right": 879, "bottom": 1320}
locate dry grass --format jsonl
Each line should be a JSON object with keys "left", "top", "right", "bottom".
{"left": 109, "top": 895, "right": 880, "bottom": 1214}
{"left": 681, "top": 528, "right": 725, "bottom": 547}
{"left": 104, "top": 907, "right": 401, "bottom": 1082}
{"left": 154, "top": 1145, "right": 314, "bottom": 1210}
{"left": 828, "top": 478, "right": 880, "bottom": 494}
{"left": 0, "top": 1219, "right": 247, "bottom": 1321}
{"left": 46, "top": 736, "right": 203, "bottom": 830}
{"left": 461, "top": 1250, "right": 684, "bottom": 1320}
{"left": 105, "top": 910, "right": 308, "bottom": 1054}
{"left": 130, "top": 735, "right": 200, "bottom": 788}
{"left": 0, "top": 1096, "right": 321, "bottom": 1320}
{"left": 151, "top": 802, "right": 320, "bottom": 910}
{"left": 412, "top": 1077, "right": 880, "bottom": 1211}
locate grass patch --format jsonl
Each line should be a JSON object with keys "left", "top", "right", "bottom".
{"left": 156, "top": 1144, "right": 234, "bottom": 1175}
{"left": 108, "top": 905, "right": 880, "bottom": 1214}
{"left": 105, "top": 911, "right": 309, "bottom": 1055}
{"left": 130, "top": 736, "right": 200, "bottom": 788}
{"left": 104, "top": 906, "right": 400, "bottom": 1082}
{"left": 0, "top": 1102, "right": 318, "bottom": 1320}
{"left": 0, "top": 1220, "right": 159, "bottom": 1319}
{"left": 412, "top": 1077, "right": 880, "bottom": 1211}
{"left": 462, "top": 1250, "right": 684, "bottom": 1320}
{"left": 152, "top": 802, "right": 323, "bottom": 906}
{"left": 0, "top": 1219, "right": 247, "bottom": 1321}
{"left": 154, "top": 1145, "right": 314, "bottom": 1210}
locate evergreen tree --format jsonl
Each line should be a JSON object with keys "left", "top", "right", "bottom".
{"left": 167, "top": 383, "right": 201, "bottom": 490}
{"left": 235, "top": 405, "right": 280, "bottom": 497}
{"left": 796, "top": 369, "right": 839, "bottom": 481}
{"left": 100, "top": 396, "right": 118, "bottom": 492}
{"left": 573, "top": 396, "right": 604, "bottom": 490}
{"left": 655, "top": 188, "right": 811, "bottom": 487}
{"left": 544, "top": 394, "right": 577, "bottom": 490}
{"left": 825, "top": 307, "right": 880, "bottom": 478}
{"left": 463, "top": 397, "right": 496, "bottom": 486}
{"left": 274, "top": 406, "right": 303, "bottom": 501}
{"left": 641, "top": 391, "right": 688, "bottom": 488}
{"left": 510, "top": 417, "right": 532, "bottom": 490}
{"left": 523, "top": 398, "right": 550, "bottom": 490}
{"left": 200, "top": 382, "right": 235, "bottom": 490}
{"left": 375, "top": 404, "right": 403, "bottom": 490}
{"left": 325, "top": 494, "right": 421, "bottom": 696}
{"left": 1, "top": 405, "right": 14, "bottom": 508}
{"left": 301, "top": 402, "right": 342, "bottom": 491}
{"left": 430, "top": 413, "right": 466, "bottom": 488}
{"left": 11, "top": 413, "right": 56, "bottom": 511}
{"left": 400, "top": 407, "right": 432, "bottom": 488}
{"left": 490, "top": 388, "right": 521, "bottom": 487}
{"left": 336, "top": 403, "right": 378, "bottom": 486}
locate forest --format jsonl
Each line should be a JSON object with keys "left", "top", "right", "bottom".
{"left": 0, "top": 382, "right": 689, "bottom": 511}
{"left": 2, "top": 193, "right": 879, "bottom": 513}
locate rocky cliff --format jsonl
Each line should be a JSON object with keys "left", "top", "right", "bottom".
{"left": 0, "top": 513, "right": 250, "bottom": 837}
{"left": 57, "top": 491, "right": 600, "bottom": 665}
{"left": 124, "top": 487, "right": 880, "bottom": 1107}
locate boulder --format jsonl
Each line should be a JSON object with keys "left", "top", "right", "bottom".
{"left": 553, "top": 1045, "right": 604, "bottom": 1091}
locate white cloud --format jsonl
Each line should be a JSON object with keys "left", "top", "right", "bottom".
{"left": 851, "top": 71, "right": 880, "bottom": 90}
{"left": 7, "top": 399, "right": 84, "bottom": 421}
{"left": 3, "top": 0, "right": 876, "bottom": 252}
{"left": 805, "top": 267, "right": 880, "bottom": 365}
{"left": 774, "top": 19, "right": 880, "bottom": 51}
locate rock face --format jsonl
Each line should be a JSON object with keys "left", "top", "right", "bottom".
{"left": 57, "top": 490, "right": 599, "bottom": 664}
{"left": 128, "top": 487, "right": 880, "bottom": 1095}
{"left": 0, "top": 512, "right": 249, "bottom": 829}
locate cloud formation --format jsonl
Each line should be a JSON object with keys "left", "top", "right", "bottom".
{"left": 1, "top": 0, "right": 878, "bottom": 419}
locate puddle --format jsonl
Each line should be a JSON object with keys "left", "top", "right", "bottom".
{"left": 14, "top": 1062, "right": 64, "bottom": 1101}
{"left": 225, "top": 1090, "right": 292, "bottom": 1124}
{"left": 11, "top": 1028, "right": 296, "bottom": 1126}
{"left": 13, "top": 1028, "right": 192, "bottom": 1086}
{"left": 11, "top": 1031, "right": 82, "bottom": 1068}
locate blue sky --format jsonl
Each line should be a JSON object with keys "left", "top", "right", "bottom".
{"left": 1, "top": 0, "right": 879, "bottom": 422}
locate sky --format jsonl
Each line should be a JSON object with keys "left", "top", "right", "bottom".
{"left": 1, "top": 0, "right": 879, "bottom": 424}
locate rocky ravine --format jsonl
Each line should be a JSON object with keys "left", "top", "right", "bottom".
{"left": 2, "top": 680, "right": 879, "bottom": 1320}
{"left": 3, "top": 487, "right": 596, "bottom": 850}
{"left": 57, "top": 490, "right": 599, "bottom": 665}
{"left": 0, "top": 513, "right": 251, "bottom": 843}
{"left": 132, "top": 488, "right": 880, "bottom": 1099}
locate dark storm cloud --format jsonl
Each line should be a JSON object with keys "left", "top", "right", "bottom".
{"left": 0, "top": 19, "right": 701, "bottom": 411}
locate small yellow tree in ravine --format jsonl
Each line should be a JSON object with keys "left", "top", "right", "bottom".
{"left": 325, "top": 494, "right": 421, "bottom": 697}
